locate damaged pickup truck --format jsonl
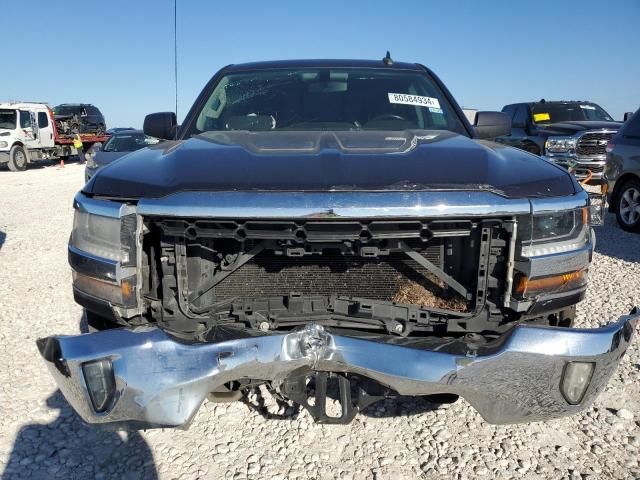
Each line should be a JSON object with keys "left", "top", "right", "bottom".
{"left": 37, "top": 58, "right": 638, "bottom": 429}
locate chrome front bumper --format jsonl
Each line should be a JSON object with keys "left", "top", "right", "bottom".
{"left": 543, "top": 155, "right": 606, "bottom": 181}
{"left": 37, "top": 309, "right": 638, "bottom": 429}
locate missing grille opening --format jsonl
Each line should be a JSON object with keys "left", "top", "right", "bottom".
{"left": 393, "top": 281, "right": 468, "bottom": 312}
{"left": 147, "top": 216, "right": 509, "bottom": 335}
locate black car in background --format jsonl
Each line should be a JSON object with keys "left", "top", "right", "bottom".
{"left": 605, "top": 108, "right": 640, "bottom": 232}
{"left": 494, "top": 101, "right": 622, "bottom": 183}
{"left": 53, "top": 103, "right": 106, "bottom": 135}
{"left": 85, "top": 130, "right": 159, "bottom": 182}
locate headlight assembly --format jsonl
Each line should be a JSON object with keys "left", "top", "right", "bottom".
{"left": 85, "top": 154, "right": 98, "bottom": 169}
{"left": 0, "top": 141, "right": 8, "bottom": 148}
{"left": 70, "top": 207, "right": 138, "bottom": 266}
{"left": 545, "top": 136, "right": 577, "bottom": 154}
{"left": 69, "top": 195, "right": 140, "bottom": 311}
{"left": 71, "top": 211, "right": 123, "bottom": 261}
{"left": 520, "top": 207, "right": 590, "bottom": 257}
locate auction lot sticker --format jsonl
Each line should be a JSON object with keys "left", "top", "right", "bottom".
{"left": 388, "top": 93, "right": 440, "bottom": 108}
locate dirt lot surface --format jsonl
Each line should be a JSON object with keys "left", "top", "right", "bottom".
{"left": 1, "top": 163, "right": 639, "bottom": 479}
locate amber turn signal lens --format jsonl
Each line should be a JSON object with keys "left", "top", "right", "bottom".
{"left": 515, "top": 270, "right": 586, "bottom": 296}
{"left": 120, "top": 276, "right": 137, "bottom": 306}
{"left": 73, "top": 272, "right": 137, "bottom": 307}
{"left": 581, "top": 207, "right": 589, "bottom": 225}
{"left": 121, "top": 279, "right": 133, "bottom": 297}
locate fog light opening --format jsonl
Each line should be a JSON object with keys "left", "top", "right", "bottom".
{"left": 561, "top": 361, "right": 594, "bottom": 405}
{"left": 82, "top": 359, "right": 116, "bottom": 413}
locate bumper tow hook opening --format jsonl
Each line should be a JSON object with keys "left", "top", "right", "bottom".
{"left": 281, "top": 372, "right": 388, "bottom": 424}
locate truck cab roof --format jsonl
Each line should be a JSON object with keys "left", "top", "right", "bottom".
{"left": 224, "top": 58, "right": 425, "bottom": 72}
{"left": 55, "top": 103, "right": 97, "bottom": 108}
{"left": 0, "top": 102, "right": 50, "bottom": 111}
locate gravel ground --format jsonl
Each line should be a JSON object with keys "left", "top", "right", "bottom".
{"left": 0, "top": 162, "right": 639, "bottom": 480}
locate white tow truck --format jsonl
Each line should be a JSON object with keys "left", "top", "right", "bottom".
{"left": 0, "top": 102, "right": 109, "bottom": 171}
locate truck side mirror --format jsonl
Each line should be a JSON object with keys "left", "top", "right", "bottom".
{"left": 623, "top": 112, "right": 635, "bottom": 122}
{"left": 474, "top": 111, "right": 511, "bottom": 140}
{"left": 143, "top": 112, "right": 177, "bottom": 140}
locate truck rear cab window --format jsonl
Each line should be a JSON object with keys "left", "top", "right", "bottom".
{"left": 37, "top": 112, "right": 49, "bottom": 128}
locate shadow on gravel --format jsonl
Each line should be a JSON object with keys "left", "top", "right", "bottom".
{"left": 242, "top": 385, "right": 455, "bottom": 421}
{"left": 0, "top": 230, "right": 5, "bottom": 250}
{"left": 593, "top": 216, "right": 640, "bottom": 263}
{"left": 360, "top": 394, "right": 457, "bottom": 418}
{"left": 2, "top": 391, "right": 158, "bottom": 480}
{"left": 79, "top": 312, "right": 89, "bottom": 333}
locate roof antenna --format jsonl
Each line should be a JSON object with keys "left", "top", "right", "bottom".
{"left": 174, "top": 0, "right": 178, "bottom": 120}
{"left": 383, "top": 51, "right": 393, "bottom": 65}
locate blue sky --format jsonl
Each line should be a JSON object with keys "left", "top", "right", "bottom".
{"left": 3, "top": 0, "right": 638, "bottom": 127}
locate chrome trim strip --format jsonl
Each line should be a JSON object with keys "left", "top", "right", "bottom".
{"left": 530, "top": 190, "right": 588, "bottom": 214}
{"left": 38, "top": 310, "right": 638, "bottom": 428}
{"left": 523, "top": 245, "right": 591, "bottom": 278}
{"left": 74, "top": 192, "right": 123, "bottom": 218}
{"left": 68, "top": 245, "right": 118, "bottom": 282}
{"left": 137, "top": 191, "right": 532, "bottom": 219}
{"left": 530, "top": 285, "right": 587, "bottom": 303}
{"left": 546, "top": 155, "right": 607, "bottom": 164}
{"left": 503, "top": 218, "right": 517, "bottom": 308}
{"left": 577, "top": 129, "right": 618, "bottom": 138}
{"left": 509, "top": 285, "right": 588, "bottom": 312}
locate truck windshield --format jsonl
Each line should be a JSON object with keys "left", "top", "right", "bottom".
{"left": 0, "top": 109, "right": 17, "bottom": 130}
{"left": 102, "top": 133, "right": 159, "bottom": 152}
{"left": 531, "top": 103, "right": 613, "bottom": 124}
{"left": 191, "top": 68, "right": 467, "bottom": 136}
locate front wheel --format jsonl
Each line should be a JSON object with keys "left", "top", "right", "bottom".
{"left": 7, "top": 145, "right": 28, "bottom": 171}
{"left": 615, "top": 179, "right": 640, "bottom": 233}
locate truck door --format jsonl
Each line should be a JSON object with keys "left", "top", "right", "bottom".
{"left": 512, "top": 105, "right": 543, "bottom": 155}
{"left": 504, "top": 105, "right": 529, "bottom": 149}
{"left": 18, "top": 110, "right": 39, "bottom": 149}
{"left": 494, "top": 105, "right": 516, "bottom": 145}
{"left": 36, "top": 110, "right": 55, "bottom": 148}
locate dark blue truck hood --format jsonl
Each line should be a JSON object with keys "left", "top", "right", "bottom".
{"left": 85, "top": 130, "right": 578, "bottom": 199}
